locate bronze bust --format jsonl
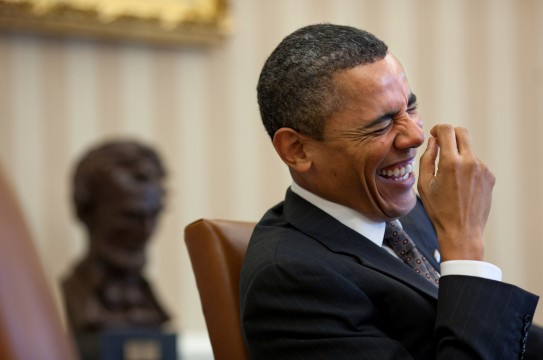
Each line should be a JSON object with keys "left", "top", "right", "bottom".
{"left": 61, "top": 140, "right": 170, "bottom": 333}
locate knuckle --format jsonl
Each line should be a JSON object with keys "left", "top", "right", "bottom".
{"left": 462, "top": 156, "right": 483, "bottom": 171}
{"left": 455, "top": 126, "right": 468, "bottom": 134}
{"left": 439, "top": 124, "right": 454, "bottom": 134}
{"left": 472, "top": 160, "right": 496, "bottom": 185}
{"left": 485, "top": 167, "right": 496, "bottom": 185}
{"left": 439, "top": 156, "right": 457, "bottom": 170}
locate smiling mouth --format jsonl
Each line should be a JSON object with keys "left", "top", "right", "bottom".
{"left": 379, "top": 160, "right": 414, "bottom": 181}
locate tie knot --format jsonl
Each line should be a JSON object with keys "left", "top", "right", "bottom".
{"left": 384, "top": 220, "right": 414, "bottom": 253}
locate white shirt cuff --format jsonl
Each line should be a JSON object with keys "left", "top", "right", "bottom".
{"left": 440, "top": 260, "right": 502, "bottom": 281}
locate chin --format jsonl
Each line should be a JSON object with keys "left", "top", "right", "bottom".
{"left": 381, "top": 192, "right": 417, "bottom": 219}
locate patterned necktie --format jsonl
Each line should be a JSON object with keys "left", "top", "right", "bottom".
{"left": 383, "top": 219, "right": 440, "bottom": 287}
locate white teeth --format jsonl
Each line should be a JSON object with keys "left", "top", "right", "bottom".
{"left": 380, "top": 161, "right": 414, "bottom": 181}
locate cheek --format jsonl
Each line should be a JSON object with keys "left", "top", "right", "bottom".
{"left": 356, "top": 149, "right": 385, "bottom": 175}
{"left": 324, "top": 141, "right": 387, "bottom": 187}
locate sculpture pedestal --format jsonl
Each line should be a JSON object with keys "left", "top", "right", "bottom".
{"left": 76, "top": 329, "right": 178, "bottom": 360}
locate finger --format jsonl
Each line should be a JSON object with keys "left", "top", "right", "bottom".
{"left": 418, "top": 136, "right": 438, "bottom": 187}
{"left": 454, "top": 127, "right": 473, "bottom": 156}
{"left": 430, "top": 124, "right": 458, "bottom": 158}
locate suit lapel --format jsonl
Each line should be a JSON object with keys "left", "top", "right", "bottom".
{"left": 284, "top": 189, "right": 438, "bottom": 299}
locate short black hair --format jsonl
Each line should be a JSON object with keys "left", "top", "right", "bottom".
{"left": 257, "top": 23, "right": 388, "bottom": 140}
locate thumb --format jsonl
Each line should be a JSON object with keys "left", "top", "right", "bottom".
{"left": 418, "top": 136, "right": 438, "bottom": 190}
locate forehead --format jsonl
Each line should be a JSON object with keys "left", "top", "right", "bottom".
{"left": 332, "top": 53, "right": 411, "bottom": 120}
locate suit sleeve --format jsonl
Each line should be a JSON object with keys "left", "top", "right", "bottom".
{"left": 436, "top": 275, "right": 538, "bottom": 359}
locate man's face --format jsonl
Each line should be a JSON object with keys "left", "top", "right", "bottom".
{"left": 302, "top": 53, "right": 424, "bottom": 221}
{"left": 88, "top": 181, "right": 164, "bottom": 271}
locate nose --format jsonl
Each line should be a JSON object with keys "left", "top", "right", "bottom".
{"left": 394, "top": 116, "right": 424, "bottom": 149}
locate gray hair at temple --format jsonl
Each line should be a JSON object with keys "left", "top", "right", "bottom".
{"left": 72, "top": 140, "right": 166, "bottom": 224}
{"left": 257, "top": 23, "right": 388, "bottom": 140}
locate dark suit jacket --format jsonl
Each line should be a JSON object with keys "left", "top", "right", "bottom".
{"left": 240, "top": 189, "right": 540, "bottom": 359}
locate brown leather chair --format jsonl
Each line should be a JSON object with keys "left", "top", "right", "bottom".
{"left": 0, "top": 165, "right": 77, "bottom": 360}
{"left": 184, "top": 219, "right": 255, "bottom": 360}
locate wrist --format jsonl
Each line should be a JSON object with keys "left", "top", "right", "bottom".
{"left": 437, "top": 232, "right": 485, "bottom": 261}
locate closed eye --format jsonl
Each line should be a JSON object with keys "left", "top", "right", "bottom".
{"left": 338, "top": 119, "right": 393, "bottom": 142}
{"left": 370, "top": 119, "right": 393, "bottom": 135}
{"left": 407, "top": 93, "right": 418, "bottom": 114}
{"left": 407, "top": 103, "right": 418, "bottom": 115}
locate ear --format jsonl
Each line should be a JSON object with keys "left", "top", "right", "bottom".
{"left": 273, "top": 128, "right": 312, "bottom": 173}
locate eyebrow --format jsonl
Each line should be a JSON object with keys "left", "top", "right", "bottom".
{"left": 365, "top": 92, "right": 418, "bottom": 128}
{"left": 407, "top": 93, "right": 417, "bottom": 107}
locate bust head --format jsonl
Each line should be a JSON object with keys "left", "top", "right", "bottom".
{"left": 73, "top": 140, "right": 166, "bottom": 273}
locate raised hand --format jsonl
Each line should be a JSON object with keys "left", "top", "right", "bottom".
{"left": 417, "top": 125, "right": 496, "bottom": 262}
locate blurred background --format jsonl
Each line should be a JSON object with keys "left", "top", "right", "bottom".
{"left": 1, "top": 0, "right": 542, "bottom": 357}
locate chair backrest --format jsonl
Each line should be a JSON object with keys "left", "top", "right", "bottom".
{"left": 184, "top": 219, "right": 255, "bottom": 360}
{"left": 0, "top": 165, "right": 77, "bottom": 360}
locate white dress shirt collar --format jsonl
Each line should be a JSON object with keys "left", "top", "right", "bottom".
{"left": 290, "top": 182, "right": 386, "bottom": 247}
